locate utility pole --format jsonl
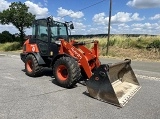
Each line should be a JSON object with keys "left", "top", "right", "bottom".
{"left": 106, "top": 0, "right": 112, "bottom": 55}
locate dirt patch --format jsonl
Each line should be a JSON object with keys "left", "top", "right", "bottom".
{"left": 100, "top": 46, "right": 160, "bottom": 62}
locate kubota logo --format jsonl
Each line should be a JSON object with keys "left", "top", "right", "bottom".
{"left": 71, "top": 47, "right": 82, "bottom": 59}
{"left": 31, "top": 45, "right": 35, "bottom": 52}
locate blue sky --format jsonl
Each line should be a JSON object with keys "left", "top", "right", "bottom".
{"left": 0, "top": 0, "right": 160, "bottom": 35}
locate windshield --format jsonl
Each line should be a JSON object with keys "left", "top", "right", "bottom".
{"left": 50, "top": 21, "right": 68, "bottom": 36}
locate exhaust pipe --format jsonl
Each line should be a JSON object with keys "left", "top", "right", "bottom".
{"left": 86, "top": 59, "right": 141, "bottom": 107}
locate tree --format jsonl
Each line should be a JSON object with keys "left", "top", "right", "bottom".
{"left": 0, "top": 31, "right": 12, "bottom": 43}
{"left": 0, "top": 2, "right": 35, "bottom": 44}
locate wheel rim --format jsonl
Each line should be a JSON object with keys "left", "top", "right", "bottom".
{"left": 26, "top": 60, "right": 33, "bottom": 72}
{"left": 57, "top": 65, "right": 68, "bottom": 81}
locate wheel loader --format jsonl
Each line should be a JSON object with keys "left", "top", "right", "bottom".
{"left": 20, "top": 16, "right": 141, "bottom": 107}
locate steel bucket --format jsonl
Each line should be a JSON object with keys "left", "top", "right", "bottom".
{"left": 86, "top": 59, "right": 141, "bottom": 107}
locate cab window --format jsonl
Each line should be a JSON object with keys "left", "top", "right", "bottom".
{"left": 37, "top": 20, "right": 48, "bottom": 42}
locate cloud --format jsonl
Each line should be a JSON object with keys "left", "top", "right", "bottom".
{"left": 52, "top": 16, "right": 64, "bottom": 22}
{"left": 130, "top": 23, "right": 160, "bottom": 34}
{"left": 87, "top": 27, "right": 108, "bottom": 34}
{"left": 111, "top": 12, "right": 145, "bottom": 23}
{"left": 57, "top": 7, "right": 84, "bottom": 19}
{"left": 150, "top": 14, "right": 160, "bottom": 20}
{"left": 112, "top": 12, "right": 132, "bottom": 23}
{"left": 73, "top": 22, "right": 86, "bottom": 29}
{"left": 87, "top": 28, "right": 99, "bottom": 34}
{"left": 118, "top": 23, "right": 130, "bottom": 28}
{"left": 111, "top": 22, "right": 160, "bottom": 35}
{"left": 93, "top": 12, "right": 144, "bottom": 25}
{"left": 0, "top": 0, "right": 49, "bottom": 34}
{"left": 0, "top": 24, "right": 18, "bottom": 34}
{"left": 25, "top": 1, "right": 49, "bottom": 19}
{"left": 111, "top": 24, "right": 130, "bottom": 34}
{"left": 0, "top": 0, "right": 48, "bottom": 19}
{"left": 131, "top": 13, "right": 145, "bottom": 21}
{"left": 131, "top": 23, "right": 159, "bottom": 29}
{"left": 127, "top": 0, "right": 160, "bottom": 8}
{"left": 92, "top": 13, "right": 108, "bottom": 25}
{"left": 70, "top": 21, "right": 86, "bottom": 35}
{"left": 0, "top": 0, "right": 10, "bottom": 12}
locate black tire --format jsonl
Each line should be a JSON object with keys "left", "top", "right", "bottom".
{"left": 53, "top": 57, "right": 81, "bottom": 88}
{"left": 25, "top": 54, "right": 43, "bottom": 77}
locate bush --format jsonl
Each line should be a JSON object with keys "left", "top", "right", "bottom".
{"left": 146, "top": 39, "right": 160, "bottom": 49}
{"left": 0, "top": 42, "right": 21, "bottom": 51}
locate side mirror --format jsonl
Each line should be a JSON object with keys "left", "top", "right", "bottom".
{"left": 47, "top": 16, "right": 54, "bottom": 25}
{"left": 70, "top": 23, "right": 74, "bottom": 29}
{"left": 65, "top": 21, "right": 74, "bottom": 29}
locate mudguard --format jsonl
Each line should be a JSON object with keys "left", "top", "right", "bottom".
{"left": 20, "top": 52, "right": 45, "bottom": 65}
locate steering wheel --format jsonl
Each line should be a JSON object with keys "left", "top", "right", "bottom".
{"left": 55, "top": 36, "right": 66, "bottom": 41}
{"left": 52, "top": 36, "right": 66, "bottom": 45}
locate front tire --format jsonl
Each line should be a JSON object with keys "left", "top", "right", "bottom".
{"left": 53, "top": 57, "right": 81, "bottom": 88}
{"left": 25, "top": 54, "right": 43, "bottom": 77}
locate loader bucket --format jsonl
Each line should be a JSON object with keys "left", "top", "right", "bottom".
{"left": 86, "top": 59, "right": 141, "bottom": 107}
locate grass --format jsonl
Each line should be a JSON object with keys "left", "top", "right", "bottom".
{"left": 0, "top": 42, "right": 21, "bottom": 51}
{"left": 0, "top": 35, "right": 160, "bottom": 61}
{"left": 74, "top": 35, "right": 160, "bottom": 61}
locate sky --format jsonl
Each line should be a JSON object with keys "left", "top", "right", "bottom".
{"left": 0, "top": 0, "right": 160, "bottom": 35}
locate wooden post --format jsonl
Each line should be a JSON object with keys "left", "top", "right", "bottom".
{"left": 106, "top": 0, "right": 112, "bottom": 55}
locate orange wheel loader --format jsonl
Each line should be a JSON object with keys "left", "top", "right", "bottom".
{"left": 20, "top": 16, "right": 141, "bottom": 107}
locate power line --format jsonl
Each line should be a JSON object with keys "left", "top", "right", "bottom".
{"left": 78, "top": 0, "right": 107, "bottom": 11}
{"left": 61, "top": 0, "right": 107, "bottom": 18}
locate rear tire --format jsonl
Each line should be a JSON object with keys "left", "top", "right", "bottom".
{"left": 53, "top": 57, "right": 81, "bottom": 88}
{"left": 25, "top": 54, "right": 43, "bottom": 77}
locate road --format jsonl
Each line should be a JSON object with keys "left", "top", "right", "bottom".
{"left": 0, "top": 53, "right": 160, "bottom": 119}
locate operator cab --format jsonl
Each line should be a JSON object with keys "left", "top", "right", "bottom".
{"left": 30, "top": 16, "right": 74, "bottom": 43}
{"left": 29, "top": 16, "right": 74, "bottom": 57}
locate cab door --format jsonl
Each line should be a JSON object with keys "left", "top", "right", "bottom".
{"left": 35, "top": 19, "right": 49, "bottom": 56}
